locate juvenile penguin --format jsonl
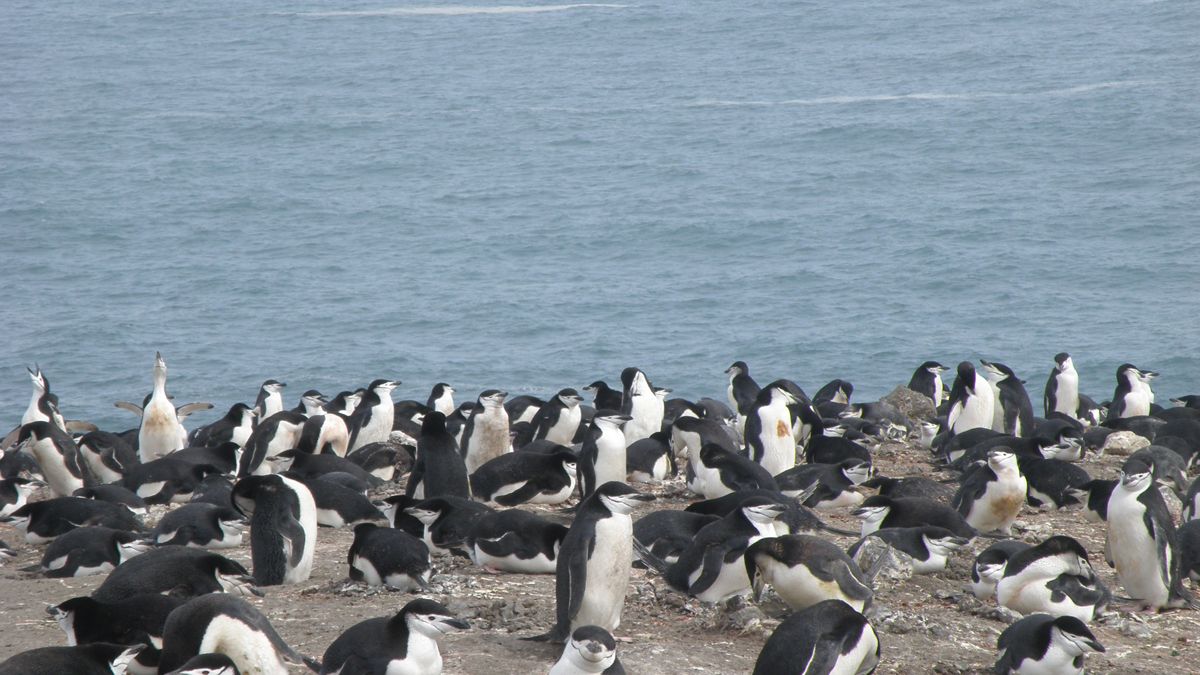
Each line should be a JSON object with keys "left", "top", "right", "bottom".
{"left": 460, "top": 390, "right": 511, "bottom": 474}
{"left": 620, "top": 367, "right": 665, "bottom": 444}
{"left": 528, "top": 482, "right": 654, "bottom": 642}
{"left": 636, "top": 497, "right": 787, "bottom": 603}
{"left": 467, "top": 508, "right": 569, "bottom": 574}
{"left": 253, "top": 379, "right": 286, "bottom": 419}
{"left": 908, "top": 361, "right": 948, "bottom": 408}
{"left": 993, "top": 613, "right": 1104, "bottom": 675}
{"left": 970, "top": 540, "right": 1031, "bottom": 600}
{"left": 531, "top": 389, "right": 586, "bottom": 446}
{"left": 1044, "top": 353, "right": 1081, "bottom": 421}
{"left": 469, "top": 448, "right": 577, "bottom": 506}
{"left": 232, "top": 474, "right": 317, "bottom": 585}
{"left": 319, "top": 598, "right": 469, "bottom": 675}
{"left": 744, "top": 534, "right": 874, "bottom": 612}
{"left": 1106, "top": 458, "right": 1191, "bottom": 609}
{"left": 348, "top": 379, "right": 400, "bottom": 451}
{"left": 550, "top": 625, "right": 624, "bottom": 675}
{"left": 406, "top": 412, "right": 470, "bottom": 501}
{"left": 35, "top": 526, "right": 149, "bottom": 577}
{"left": 995, "top": 536, "right": 1108, "bottom": 622}
{"left": 153, "top": 502, "right": 245, "bottom": 548}
{"left": 158, "top": 593, "right": 313, "bottom": 674}
{"left": 0, "top": 643, "right": 143, "bottom": 675}
{"left": 724, "top": 361, "right": 761, "bottom": 419}
{"left": 347, "top": 522, "right": 432, "bottom": 590}
{"left": 17, "top": 421, "right": 86, "bottom": 497}
{"left": 953, "top": 449, "right": 1027, "bottom": 535}
{"left": 752, "top": 600, "right": 879, "bottom": 675}
{"left": 945, "top": 361, "right": 995, "bottom": 437}
{"left": 578, "top": 411, "right": 631, "bottom": 501}
{"left": 139, "top": 352, "right": 184, "bottom": 461}
{"left": 981, "top": 360, "right": 1035, "bottom": 438}
{"left": 743, "top": 383, "right": 799, "bottom": 477}
{"left": 848, "top": 526, "right": 969, "bottom": 574}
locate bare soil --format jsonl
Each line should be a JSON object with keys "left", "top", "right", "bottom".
{"left": 2, "top": 437, "right": 1198, "bottom": 674}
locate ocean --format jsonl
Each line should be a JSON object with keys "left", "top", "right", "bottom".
{"left": 3, "top": 0, "right": 1198, "bottom": 431}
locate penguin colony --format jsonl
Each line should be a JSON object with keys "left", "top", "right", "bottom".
{"left": 0, "top": 356, "right": 1198, "bottom": 673}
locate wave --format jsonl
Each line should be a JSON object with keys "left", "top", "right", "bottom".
{"left": 296, "top": 4, "right": 628, "bottom": 17}
{"left": 687, "top": 80, "right": 1157, "bottom": 108}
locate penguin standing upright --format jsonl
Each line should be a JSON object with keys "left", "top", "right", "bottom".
{"left": 725, "top": 361, "right": 761, "bottom": 423}
{"left": 908, "top": 361, "right": 948, "bottom": 408}
{"left": 744, "top": 384, "right": 799, "bottom": 477}
{"left": 461, "top": 390, "right": 511, "bottom": 474}
{"left": 427, "top": 383, "right": 456, "bottom": 416}
{"left": 550, "top": 625, "right": 625, "bottom": 675}
{"left": 578, "top": 411, "right": 631, "bottom": 500}
{"left": 752, "top": 600, "right": 879, "bottom": 675}
{"left": 190, "top": 403, "right": 257, "bottom": 449}
{"left": 348, "top": 379, "right": 399, "bottom": 451}
{"left": 139, "top": 352, "right": 184, "bottom": 461}
{"left": 583, "top": 381, "right": 624, "bottom": 411}
{"left": 158, "top": 593, "right": 313, "bottom": 674}
{"left": 407, "top": 412, "right": 470, "bottom": 501}
{"left": 620, "top": 368, "right": 664, "bottom": 444}
{"left": 1044, "top": 352, "right": 1080, "bottom": 421}
{"left": 233, "top": 474, "right": 318, "bottom": 586}
{"left": 1107, "top": 458, "right": 1191, "bottom": 609}
{"left": 528, "top": 482, "right": 654, "bottom": 643}
{"left": 17, "top": 421, "right": 86, "bottom": 497}
{"left": 980, "top": 360, "right": 1035, "bottom": 438}
{"left": 18, "top": 366, "right": 64, "bottom": 430}
{"left": 945, "top": 361, "right": 995, "bottom": 437}
{"left": 530, "top": 389, "right": 585, "bottom": 446}
{"left": 1109, "top": 364, "right": 1157, "bottom": 420}
{"left": 319, "top": 598, "right": 469, "bottom": 675}
{"left": 254, "top": 380, "right": 286, "bottom": 419}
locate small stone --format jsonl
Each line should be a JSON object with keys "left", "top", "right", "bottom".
{"left": 1101, "top": 431, "right": 1151, "bottom": 456}
{"left": 1113, "top": 617, "right": 1153, "bottom": 639}
{"left": 853, "top": 536, "right": 914, "bottom": 583}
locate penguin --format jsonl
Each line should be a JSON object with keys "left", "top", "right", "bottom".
{"left": 1183, "top": 474, "right": 1200, "bottom": 522}
{"left": 1018, "top": 457, "right": 1091, "bottom": 510}
{"left": 8, "top": 496, "right": 143, "bottom": 544}
{"left": 285, "top": 473, "right": 385, "bottom": 528}
{"left": 775, "top": 458, "right": 872, "bottom": 509}
{"left": 812, "top": 379, "right": 853, "bottom": 414}
{"left": 852, "top": 495, "right": 976, "bottom": 539}
{"left": 1110, "top": 363, "right": 1157, "bottom": 420}
{"left": 980, "top": 360, "right": 1035, "bottom": 438}
{"left": 1044, "top": 353, "right": 1081, "bottom": 421}
{"left": 293, "top": 389, "right": 327, "bottom": 416}
{"left": 695, "top": 443, "right": 778, "bottom": 498}
{"left": 292, "top": 411, "right": 351, "bottom": 458}
{"left": 407, "top": 411, "right": 471, "bottom": 501}
{"left": 426, "top": 383, "right": 456, "bottom": 416}
{"left": 405, "top": 496, "right": 495, "bottom": 556}
{"left": 685, "top": 488, "right": 858, "bottom": 538}
{"left": 530, "top": 388, "right": 586, "bottom": 446}
{"left": 92, "top": 547, "right": 258, "bottom": 602}
{"left": 344, "top": 379, "right": 399, "bottom": 451}
{"left": 848, "top": 525, "right": 969, "bottom": 574}
{"left": 347, "top": 442, "right": 401, "bottom": 481}
{"left": 191, "top": 474, "right": 236, "bottom": 510}
{"left": 17, "top": 421, "right": 87, "bottom": 497}
{"left": 254, "top": 379, "right": 286, "bottom": 419}
{"left": 49, "top": 593, "right": 183, "bottom": 649}
{"left": 952, "top": 449, "right": 1027, "bottom": 535}
{"left": 633, "top": 510, "right": 720, "bottom": 565}
{"left": 970, "top": 539, "right": 1031, "bottom": 600}
{"left": 635, "top": 496, "right": 787, "bottom": 603}
{"left": 744, "top": 534, "right": 874, "bottom": 612}
{"left": 550, "top": 625, "right": 624, "bottom": 675}
{"left": 620, "top": 367, "right": 664, "bottom": 444}
{"left": 995, "top": 536, "right": 1108, "bottom": 622}
{"left": 1178, "top": 520, "right": 1200, "bottom": 582}
{"left": 460, "top": 390, "right": 511, "bottom": 474}
{"left": 743, "top": 383, "right": 799, "bottom": 477}
{"left": 163, "top": 653, "right": 241, "bottom": 675}
{"left": 527, "top": 482, "right": 654, "bottom": 642}
{"left": 505, "top": 394, "right": 545, "bottom": 424}
{"left": 671, "top": 415, "right": 739, "bottom": 498}
{"left": 908, "top": 360, "right": 948, "bottom": 408}
{"left": 237, "top": 410, "right": 307, "bottom": 476}
{"left": 993, "top": 613, "right": 1105, "bottom": 675}
{"left": 578, "top": 411, "right": 631, "bottom": 501}
{"left": 751, "top": 600, "right": 879, "bottom": 675}
{"left": 467, "top": 508, "right": 569, "bottom": 574}
{"left": 797, "top": 404, "right": 873, "bottom": 466}
{"left": 158, "top": 593, "right": 314, "bottom": 675}
{"left": 862, "top": 475, "right": 955, "bottom": 503}
{"left": 1066, "top": 479, "right": 1116, "bottom": 523}
{"left": 0, "top": 539, "right": 14, "bottom": 564}
{"left": 324, "top": 390, "right": 362, "bottom": 416}
{"left": 123, "top": 456, "right": 221, "bottom": 504}
{"left": 724, "top": 361, "right": 761, "bottom": 418}
{"left": 76, "top": 430, "right": 138, "bottom": 485}
{"left": 0, "top": 643, "right": 143, "bottom": 675}
{"left": 153, "top": 502, "right": 245, "bottom": 548}
{"left": 625, "top": 430, "right": 675, "bottom": 483}
{"left": 347, "top": 522, "right": 432, "bottom": 590}
{"left": 469, "top": 447, "right": 577, "bottom": 506}
{"left": 319, "top": 598, "right": 469, "bottom": 675}
{"left": 583, "top": 380, "right": 623, "bottom": 412}
{"left": 35, "top": 526, "right": 149, "bottom": 577}
{"left": 20, "top": 364, "right": 62, "bottom": 428}
{"left": 170, "top": 442, "right": 240, "bottom": 476}
{"left": 139, "top": 352, "right": 185, "bottom": 461}
{"left": 1130, "top": 444, "right": 1190, "bottom": 496}
{"left": 377, "top": 495, "right": 427, "bottom": 538}
{"left": 277, "top": 450, "right": 378, "bottom": 487}
{"left": 0, "top": 476, "right": 34, "bottom": 517}
{"left": 1106, "top": 458, "right": 1191, "bottom": 609}
{"left": 190, "top": 403, "right": 257, "bottom": 449}
{"left": 945, "top": 361, "right": 996, "bottom": 437}
{"left": 232, "top": 474, "right": 317, "bottom": 585}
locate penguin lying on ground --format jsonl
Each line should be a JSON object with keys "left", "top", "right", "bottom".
{"left": 995, "top": 535, "right": 1108, "bottom": 622}
{"left": 0, "top": 643, "right": 143, "bottom": 675}
{"left": 849, "top": 525, "right": 969, "bottom": 574}
{"left": 993, "top": 613, "right": 1104, "bottom": 674}
{"left": 347, "top": 522, "right": 432, "bottom": 590}
{"left": 969, "top": 540, "right": 1031, "bottom": 600}
{"left": 158, "top": 593, "right": 316, "bottom": 674}
{"left": 319, "top": 598, "right": 469, "bottom": 675}
{"left": 752, "top": 599, "right": 879, "bottom": 675}
{"left": 467, "top": 508, "right": 568, "bottom": 574}
{"left": 744, "top": 534, "right": 874, "bottom": 612}
{"left": 33, "top": 526, "right": 149, "bottom": 577}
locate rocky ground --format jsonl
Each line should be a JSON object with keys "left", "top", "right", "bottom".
{"left": 2, "top": 408, "right": 1199, "bottom": 673}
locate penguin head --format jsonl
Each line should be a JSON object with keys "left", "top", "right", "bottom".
{"left": 477, "top": 390, "right": 507, "bottom": 408}
{"left": 739, "top": 497, "right": 788, "bottom": 526}
{"left": 725, "top": 361, "right": 749, "bottom": 377}
{"left": 921, "top": 361, "right": 946, "bottom": 375}
{"left": 1049, "top": 616, "right": 1105, "bottom": 656}
{"left": 582, "top": 381, "right": 607, "bottom": 395}
{"left": 566, "top": 625, "right": 618, "bottom": 666}
{"left": 593, "top": 410, "right": 632, "bottom": 429}
{"left": 552, "top": 450, "right": 578, "bottom": 475}
{"left": 1054, "top": 352, "right": 1073, "bottom": 370}
{"left": 368, "top": 379, "right": 400, "bottom": 394}
{"left": 1032, "top": 536, "right": 1094, "bottom": 580}
{"left": 556, "top": 389, "right": 584, "bottom": 408}
{"left": 698, "top": 443, "right": 730, "bottom": 465}
{"left": 400, "top": 598, "right": 470, "bottom": 638}
{"left": 763, "top": 384, "right": 798, "bottom": 406}
{"left": 26, "top": 365, "right": 47, "bottom": 393}
{"left": 1118, "top": 459, "right": 1153, "bottom": 492}
{"left": 743, "top": 537, "right": 783, "bottom": 602}
{"left": 920, "top": 527, "right": 969, "bottom": 556}
{"left": 421, "top": 412, "right": 448, "bottom": 435}
{"left": 852, "top": 496, "right": 892, "bottom": 525}
{"left": 620, "top": 367, "right": 645, "bottom": 393}
{"left": 595, "top": 482, "right": 654, "bottom": 515}
{"left": 154, "top": 351, "right": 167, "bottom": 373}
{"left": 652, "top": 387, "right": 671, "bottom": 401}
{"left": 954, "top": 361, "right": 977, "bottom": 388}
{"left": 261, "top": 379, "right": 286, "bottom": 392}
{"left": 839, "top": 459, "right": 873, "bottom": 485}
{"left": 986, "top": 449, "right": 1017, "bottom": 470}
{"left": 405, "top": 499, "right": 446, "bottom": 525}
{"left": 979, "top": 360, "right": 1013, "bottom": 382}
{"left": 116, "top": 536, "right": 152, "bottom": 563}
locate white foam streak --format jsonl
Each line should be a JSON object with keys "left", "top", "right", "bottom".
{"left": 299, "top": 4, "right": 627, "bottom": 17}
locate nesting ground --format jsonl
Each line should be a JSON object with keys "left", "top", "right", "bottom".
{"left": 1, "top": 429, "right": 1198, "bottom": 673}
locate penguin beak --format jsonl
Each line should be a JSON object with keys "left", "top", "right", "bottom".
{"left": 751, "top": 571, "right": 767, "bottom": 603}
{"left": 437, "top": 617, "right": 470, "bottom": 631}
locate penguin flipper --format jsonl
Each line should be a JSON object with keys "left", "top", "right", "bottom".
{"left": 279, "top": 511, "right": 308, "bottom": 569}
{"left": 524, "top": 534, "right": 587, "bottom": 643}
{"left": 114, "top": 402, "right": 144, "bottom": 417}
{"left": 951, "top": 465, "right": 991, "bottom": 515}
{"left": 494, "top": 482, "right": 542, "bottom": 507}
{"left": 829, "top": 559, "right": 874, "bottom": 605}
{"left": 687, "top": 545, "right": 731, "bottom": 596}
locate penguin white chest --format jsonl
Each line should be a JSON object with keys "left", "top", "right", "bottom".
{"left": 594, "top": 429, "right": 628, "bottom": 487}
{"left": 756, "top": 403, "right": 796, "bottom": 476}
{"left": 386, "top": 634, "right": 444, "bottom": 675}
{"left": 1053, "top": 373, "right": 1079, "bottom": 417}
{"left": 575, "top": 515, "right": 632, "bottom": 632}
{"left": 467, "top": 410, "right": 510, "bottom": 472}
{"left": 624, "top": 394, "right": 664, "bottom": 444}
{"left": 198, "top": 615, "right": 289, "bottom": 675}
{"left": 140, "top": 400, "right": 181, "bottom": 460}
{"left": 968, "top": 471, "right": 1027, "bottom": 534}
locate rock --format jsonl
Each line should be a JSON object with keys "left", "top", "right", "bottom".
{"left": 853, "top": 536, "right": 914, "bottom": 583}
{"left": 1101, "top": 431, "right": 1151, "bottom": 456}
{"left": 1113, "top": 616, "right": 1153, "bottom": 639}
{"left": 882, "top": 386, "right": 936, "bottom": 421}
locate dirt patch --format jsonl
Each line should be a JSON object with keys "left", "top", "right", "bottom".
{"left": 2, "top": 436, "right": 1199, "bottom": 673}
